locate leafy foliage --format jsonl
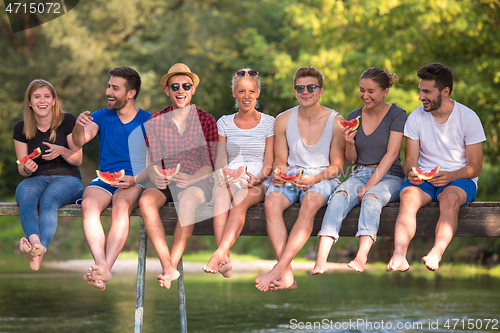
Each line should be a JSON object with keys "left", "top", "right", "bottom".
{"left": 0, "top": 0, "right": 498, "bottom": 198}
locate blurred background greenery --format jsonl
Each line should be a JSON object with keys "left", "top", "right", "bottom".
{"left": 0, "top": 0, "right": 499, "bottom": 265}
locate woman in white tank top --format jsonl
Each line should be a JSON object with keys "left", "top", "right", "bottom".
{"left": 203, "top": 69, "right": 275, "bottom": 277}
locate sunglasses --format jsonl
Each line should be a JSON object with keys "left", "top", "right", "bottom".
{"left": 294, "top": 84, "right": 322, "bottom": 93}
{"left": 168, "top": 83, "right": 194, "bottom": 92}
{"left": 234, "top": 70, "right": 259, "bottom": 77}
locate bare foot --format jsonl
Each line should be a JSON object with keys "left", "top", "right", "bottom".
{"left": 269, "top": 270, "right": 297, "bottom": 292}
{"left": 30, "top": 243, "right": 47, "bottom": 257}
{"left": 202, "top": 253, "right": 223, "bottom": 274}
{"left": 218, "top": 260, "right": 232, "bottom": 278}
{"left": 157, "top": 267, "right": 180, "bottom": 289}
{"left": 29, "top": 255, "right": 44, "bottom": 271}
{"left": 422, "top": 252, "right": 441, "bottom": 271}
{"left": 83, "top": 274, "right": 106, "bottom": 290}
{"left": 311, "top": 260, "right": 328, "bottom": 275}
{"left": 347, "top": 257, "right": 367, "bottom": 272}
{"left": 88, "top": 263, "right": 113, "bottom": 282}
{"left": 386, "top": 253, "right": 410, "bottom": 272}
{"left": 19, "top": 237, "right": 32, "bottom": 254}
{"left": 255, "top": 268, "right": 282, "bottom": 292}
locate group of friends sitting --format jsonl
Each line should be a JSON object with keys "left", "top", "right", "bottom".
{"left": 14, "top": 62, "right": 486, "bottom": 292}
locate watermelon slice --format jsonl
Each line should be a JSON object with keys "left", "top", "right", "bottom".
{"left": 411, "top": 166, "right": 441, "bottom": 180}
{"left": 96, "top": 169, "right": 125, "bottom": 184}
{"left": 154, "top": 164, "right": 181, "bottom": 179}
{"left": 219, "top": 166, "right": 247, "bottom": 183}
{"left": 16, "top": 147, "right": 42, "bottom": 164}
{"left": 273, "top": 168, "right": 304, "bottom": 183}
{"left": 338, "top": 116, "right": 361, "bottom": 132}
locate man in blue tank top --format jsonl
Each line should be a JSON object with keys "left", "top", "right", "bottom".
{"left": 72, "top": 67, "right": 152, "bottom": 290}
{"left": 255, "top": 66, "right": 345, "bottom": 292}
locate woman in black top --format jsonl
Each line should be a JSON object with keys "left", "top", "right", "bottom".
{"left": 14, "top": 79, "right": 84, "bottom": 270}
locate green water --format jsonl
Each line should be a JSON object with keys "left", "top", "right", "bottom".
{"left": 0, "top": 267, "right": 499, "bottom": 333}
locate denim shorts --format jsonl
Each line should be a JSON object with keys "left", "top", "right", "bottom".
{"left": 86, "top": 176, "right": 144, "bottom": 196}
{"left": 266, "top": 179, "right": 338, "bottom": 207}
{"left": 400, "top": 178, "right": 476, "bottom": 206}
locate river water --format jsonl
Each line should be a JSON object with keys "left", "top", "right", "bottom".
{"left": 0, "top": 266, "right": 499, "bottom": 332}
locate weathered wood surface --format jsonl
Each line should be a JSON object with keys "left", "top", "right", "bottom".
{"left": 1, "top": 201, "right": 499, "bottom": 237}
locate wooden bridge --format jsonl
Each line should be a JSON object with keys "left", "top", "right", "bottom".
{"left": 1, "top": 201, "right": 499, "bottom": 332}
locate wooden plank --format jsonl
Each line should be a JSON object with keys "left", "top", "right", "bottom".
{"left": 1, "top": 202, "right": 499, "bottom": 237}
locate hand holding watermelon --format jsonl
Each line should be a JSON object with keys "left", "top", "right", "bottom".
{"left": 16, "top": 147, "right": 42, "bottom": 165}
{"left": 338, "top": 116, "right": 361, "bottom": 133}
{"left": 218, "top": 166, "right": 247, "bottom": 187}
{"left": 411, "top": 166, "right": 441, "bottom": 181}
{"left": 96, "top": 170, "right": 125, "bottom": 184}
{"left": 273, "top": 168, "right": 304, "bottom": 187}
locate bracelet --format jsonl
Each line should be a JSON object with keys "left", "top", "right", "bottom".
{"left": 407, "top": 169, "right": 412, "bottom": 177}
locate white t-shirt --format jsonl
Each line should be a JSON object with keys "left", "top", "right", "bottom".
{"left": 217, "top": 112, "right": 275, "bottom": 187}
{"left": 404, "top": 101, "right": 486, "bottom": 185}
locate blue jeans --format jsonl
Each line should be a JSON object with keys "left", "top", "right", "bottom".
{"left": 318, "top": 166, "right": 404, "bottom": 240}
{"left": 266, "top": 179, "right": 339, "bottom": 207}
{"left": 15, "top": 175, "right": 84, "bottom": 249}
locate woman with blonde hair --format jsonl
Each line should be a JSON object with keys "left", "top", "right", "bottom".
{"left": 203, "top": 69, "right": 274, "bottom": 277}
{"left": 14, "top": 79, "right": 84, "bottom": 270}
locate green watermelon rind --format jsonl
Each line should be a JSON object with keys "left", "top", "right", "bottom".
{"left": 154, "top": 164, "right": 181, "bottom": 179}
{"left": 273, "top": 168, "right": 304, "bottom": 183}
{"left": 337, "top": 116, "right": 361, "bottom": 132}
{"left": 96, "top": 169, "right": 125, "bottom": 184}
{"left": 411, "top": 166, "right": 441, "bottom": 180}
{"left": 16, "top": 147, "right": 42, "bottom": 165}
{"left": 220, "top": 166, "right": 247, "bottom": 183}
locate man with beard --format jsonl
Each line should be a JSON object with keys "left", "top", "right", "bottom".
{"left": 386, "top": 63, "right": 486, "bottom": 272}
{"left": 72, "top": 67, "right": 152, "bottom": 290}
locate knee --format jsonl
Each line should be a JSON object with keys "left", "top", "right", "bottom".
{"left": 264, "top": 195, "right": 281, "bottom": 214}
{"left": 300, "top": 198, "right": 322, "bottom": 216}
{"left": 139, "top": 194, "right": 155, "bottom": 211}
{"left": 438, "top": 193, "right": 461, "bottom": 211}
{"left": 178, "top": 196, "right": 200, "bottom": 213}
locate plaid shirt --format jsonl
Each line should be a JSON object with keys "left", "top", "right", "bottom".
{"left": 145, "top": 104, "right": 217, "bottom": 177}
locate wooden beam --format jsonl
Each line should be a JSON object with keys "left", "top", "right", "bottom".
{"left": 1, "top": 202, "right": 499, "bottom": 237}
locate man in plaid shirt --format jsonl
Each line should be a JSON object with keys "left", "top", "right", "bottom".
{"left": 139, "top": 63, "right": 217, "bottom": 289}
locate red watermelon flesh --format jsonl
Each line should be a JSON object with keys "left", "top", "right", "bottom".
{"left": 154, "top": 164, "right": 181, "bottom": 179}
{"left": 273, "top": 168, "right": 304, "bottom": 182}
{"left": 338, "top": 116, "right": 361, "bottom": 132}
{"left": 220, "top": 166, "right": 247, "bottom": 183}
{"left": 96, "top": 170, "right": 125, "bottom": 184}
{"left": 16, "top": 147, "right": 42, "bottom": 164}
{"left": 412, "top": 166, "right": 441, "bottom": 180}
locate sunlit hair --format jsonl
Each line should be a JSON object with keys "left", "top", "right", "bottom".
{"left": 109, "top": 67, "right": 141, "bottom": 99}
{"left": 23, "top": 79, "right": 65, "bottom": 142}
{"left": 360, "top": 67, "right": 399, "bottom": 90}
{"left": 417, "top": 62, "right": 454, "bottom": 95}
{"left": 293, "top": 66, "right": 323, "bottom": 87}
{"left": 232, "top": 68, "right": 261, "bottom": 110}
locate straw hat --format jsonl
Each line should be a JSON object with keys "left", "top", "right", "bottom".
{"left": 160, "top": 63, "right": 200, "bottom": 89}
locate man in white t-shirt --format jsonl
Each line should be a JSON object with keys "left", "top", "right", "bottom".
{"left": 386, "top": 63, "right": 486, "bottom": 272}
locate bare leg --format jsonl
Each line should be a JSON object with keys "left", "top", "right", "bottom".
{"left": 204, "top": 185, "right": 234, "bottom": 276}
{"left": 170, "top": 187, "right": 206, "bottom": 268}
{"left": 311, "top": 236, "right": 335, "bottom": 275}
{"left": 422, "top": 186, "right": 466, "bottom": 271}
{"left": 256, "top": 191, "right": 324, "bottom": 291}
{"left": 386, "top": 186, "right": 432, "bottom": 272}
{"left": 81, "top": 187, "right": 113, "bottom": 290}
{"left": 348, "top": 236, "right": 374, "bottom": 272}
{"left": 140, "top": 188, "right": 180, "bottom": 289}
{"left": 204, "top": 185, "right": 265, "bottom": 277}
